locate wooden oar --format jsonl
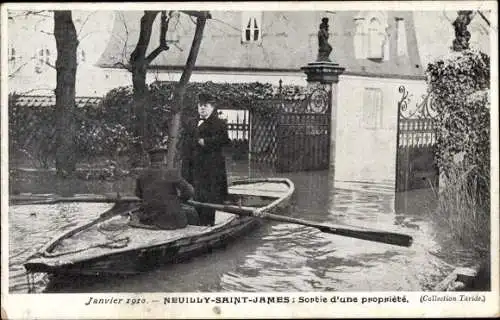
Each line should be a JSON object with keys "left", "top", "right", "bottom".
{"left": 10, "top": 194, "right": 141, "bottom": 205}
{"left": 187, "top": 200, "right": 413, "bottom": 248}
{"left": 11, "top": 194, "right": 413, "bottom": 247}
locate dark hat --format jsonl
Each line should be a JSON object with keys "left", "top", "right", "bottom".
{"left": 197, "top": 92, "right": 216, "bottom": 104}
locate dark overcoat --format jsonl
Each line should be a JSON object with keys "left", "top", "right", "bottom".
{"left": 135, "top": 168, "right": 195, "bottom": 230}
{"left": 182, "top": 111, "right": 230, "bottom": 205}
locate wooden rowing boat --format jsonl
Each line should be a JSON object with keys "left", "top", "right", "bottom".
{"left": 23, "top": 178, "right": 295, "bottom": 276}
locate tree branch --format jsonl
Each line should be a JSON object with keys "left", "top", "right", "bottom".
{"left": 211, "top": 17, "right": 240, "bottom": 32}
{"left": 145, "top": 10, "right": 172, "bottom": 64}
{"left": 130, "top": 11, "right": 160, "bottom": 64}
{"left": 442, "top": 10, "right": 454, "bottom": 24}
{"left": 78, "top": 30, "right": 103, "bottom": 43}
{"left": 26, "top": 10, "right": 52, "bottom": 18}
{"left": 40, "top": 30, "right": 54, "bottom": 36}
{"left": 477, "top": 10, "right": 490, "bottom": 26}
{"left": 45, "top": 60, "right": 56, "bottom": 69}
{"left": 117, "top": 12, "right": 130, "bottom": 66}
{"left": 8, "top": 62, "right": 28, "bottom": 79}
{"left": 145, "top": 46, "right": 167, "bottom": 64}
{"left": 172, "top": 42, "right": 184, "bottom": 52}
{"left": 178, "top": 15, "right": 207, "bottom": 91}
{"left": 113, "top": 61, "right": 132, "bottom": 72}
{"left": 160, "top": 11, "right": 169, "bottom": 48}
{"left": 77, "top": 11, "right": 97, "bottom": 37}
{"left": 8, "top": 10, "right": 52, "bottom": 20}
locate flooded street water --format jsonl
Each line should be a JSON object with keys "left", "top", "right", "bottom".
{"left": 8, "top": 162, "right": 482, "bottom": 293}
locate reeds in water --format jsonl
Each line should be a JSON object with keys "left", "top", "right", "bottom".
{"left": 436, "top": 164, "right": 490, "bottom": 256}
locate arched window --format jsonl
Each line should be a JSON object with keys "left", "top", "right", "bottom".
{"left": 368, "top": 18, "right": 384, "bottom": 59}
{"left": 353, "top": 12, "right": 389, "bottom": 60}
{"left": 241, "top": 12, "right": 262, "bottom": 43}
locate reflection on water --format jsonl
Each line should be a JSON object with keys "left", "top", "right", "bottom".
{"left": 8, "top": 164, "right": 481, "bottom": 293}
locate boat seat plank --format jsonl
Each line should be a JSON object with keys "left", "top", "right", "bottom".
{"left": 230, "top": 182, "right": 290, "bottom": 192}
{"left": 229, "top": 182, "right": 290, "bottom": 197}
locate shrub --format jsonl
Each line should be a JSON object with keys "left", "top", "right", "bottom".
{"left": 9, "top": 81, "right": 311, "bottom": 168}
{"left": 426, "top": 49, "right": 490, "bottom": 252}
{"left": 427, "top": 49, "right": 490, "bottom": 183}
{"left": 8, "top": 93, "right": 58, "bottom": 168}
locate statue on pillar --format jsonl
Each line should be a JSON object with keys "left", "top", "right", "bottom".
{"left": 317, "top": 17, "right": 333, "bottom": 62}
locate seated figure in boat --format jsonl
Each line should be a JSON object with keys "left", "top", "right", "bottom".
{"left": 133, "top": 148, "right": 200, "bottom": 229}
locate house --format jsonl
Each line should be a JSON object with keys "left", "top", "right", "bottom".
{"left": 7, "top": 9, "right": 491, "bottom": 184}
{"left": 6, "top": 10, "right": 117, "bottom": 96}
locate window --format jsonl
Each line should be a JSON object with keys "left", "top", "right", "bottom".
{"left": 353, "top": 12, "right": 389, "bottom": 61}
{"left": 368, "top": 18, "right": 384, "bottom": 59}
{"left": 34, "top": 47, "right": 51, "bottom": 73}
{"left": 353, "top": 17, "right": 366, "bottom": 59}
{"left": 362, "top": 88, "right": 383, "bottom": 129}
{"left": 396, "top": 17, "right": 407, "bottom": 57}
{"left": 241, "top": 12, "right": 262, "bottom": 43}
{"left": 8, "top": 45, "right": 17, "bottom": 70}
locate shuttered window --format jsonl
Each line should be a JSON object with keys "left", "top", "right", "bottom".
{"left": 396, "top": 17, "right": 408, "bottom": 57}
{"left": 368, "top": 18, "right": 384, "bottom": 59}
{"left": 362, "top": 88, "right": 383, "bottom": 129}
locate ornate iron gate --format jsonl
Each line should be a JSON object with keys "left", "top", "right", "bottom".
{"left": 249, "top": 84, "right": 332, "bottom": 172}
{"left": 277, "top": 85, "right": 331, "bottom": 172}
{"left": 395, "top": 86, "right": 439, "bottom": 192}
{"left": 249, "top": 110, "right": 278, "bottom": 167}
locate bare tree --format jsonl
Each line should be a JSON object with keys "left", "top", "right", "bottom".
{"left": 122, "top": 10, "right": 210, "bottom": 167}
{"left": 7, "top": 10, "right": 79, "bottom": 175}
{"left": 124, "top": 10, "right": 173, "bottom": 166}
{"left": 166, "top": 11, "right": 210, "bottom": 169}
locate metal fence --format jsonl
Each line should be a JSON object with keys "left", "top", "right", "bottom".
{"left": 395, "top": 86, "right": 439, "bottom": 192}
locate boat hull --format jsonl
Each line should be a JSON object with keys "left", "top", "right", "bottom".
{"left": 24, "top": 178, "right": 294, "bottom": 276}
{"left": 25, "top": 216, "right": 259, "bottom": 276}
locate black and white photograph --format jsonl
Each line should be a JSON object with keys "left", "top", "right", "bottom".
{"left": 1, "top": 1, "right": 498, "bottom": 319}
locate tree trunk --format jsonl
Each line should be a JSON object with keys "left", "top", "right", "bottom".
{"left": 54, "top": 11, "right": 78, "bottom": 177}
{"left": 129, "top": 11, "right": 159, "bottom": 167}
{"left": 166, "top": 14, "right": 208, "bottom": 169}
{"left": 131, "top": 61, "right": 149, "bottom": 166}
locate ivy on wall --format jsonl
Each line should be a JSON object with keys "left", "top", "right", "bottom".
{"left": 426, "top": 49, "right": 490, "bottom": 196}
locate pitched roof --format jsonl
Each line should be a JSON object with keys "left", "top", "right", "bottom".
{"left": 96, "top": 11, "right": 423, "bottom": 78}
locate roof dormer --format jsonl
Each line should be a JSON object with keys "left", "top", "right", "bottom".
{"left": 241, "top": 12, "right": 263, "bottom": 44}
{"left": 353, "top": 11, "right": 389, "bottom": 61}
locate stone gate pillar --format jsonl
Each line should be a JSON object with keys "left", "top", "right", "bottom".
{"left": 301, "top": 61, "right": 345, "bottom": 170}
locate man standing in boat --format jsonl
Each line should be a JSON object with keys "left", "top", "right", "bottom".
{"left": 182, "top": 93, "right": 230, "bottom": 226}
{"left": 134, "top": 148, "right": 200, "bottom": 229}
